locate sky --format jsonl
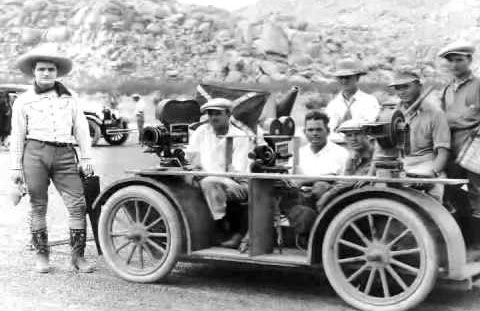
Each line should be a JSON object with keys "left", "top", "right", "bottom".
{"left": 177, "top": 0, "right": 259, "bottom": 11}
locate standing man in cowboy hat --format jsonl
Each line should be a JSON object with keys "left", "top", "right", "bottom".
{"left": 438, "top": 40, "right": 480, "bottom": 254}
{"left": 389, "top": 70, "right": 451, "bottom": 201}
{"left": 186, "top": 98, "right": 252, "bottom": 248}
{"left": 10, "top": 44, "right": 95, "bottom": 273}
{"left": 325, "top": 58, "right": 380, "bottom": 144}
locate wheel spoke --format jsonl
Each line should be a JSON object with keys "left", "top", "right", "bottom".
{"left": 121, "top": 205, "right": 135, "bottom": 225}
{"left": 146, "top": 238, "right": 166, "bottom": 254}
{"left": 368, "top": 214, "right": 377, "bottom": 240}
{"left": 391, "top": 248, "right": 420, "bottom": 257}
{"left": 364, "top": 267, "right": 376, "bottom": 295}
{"left": 338, "top": 255, "right": 366, "bottom": 264}
{"left": 115, "top": 240, "right": 132, "bottom": 253}
{"left": 347, "top": 263, "right": 369, "bottom": 282}
{"left": 145, "top": 217, "right": 163, "bottom": 230}
{"left": 386, "top": 265, "right": 408, "bottom": 291}
{"left": 135, "top": 201, "right": 140, "bottom": 223}
{"left": 142, "top": 243, "right": 155, "bottom": 260}
{"left": 390, "top": 258, "right": 420, "bottom": 274}
{"left": 349, "top": 222, "right": 371, "bottom": 246}
{"left": 138, "top": 244, "right": 144, "bottom": 269}
{"left": 126, "top": 244, "right": 137, "bottom": 264}
{"left": 339, "top": 239, "right": 367, "bottom": 252}
{"left": 109, "top": 231, "right": 129, "bottom": 238}
{"left": 379, "top": 267, "right": 391, "bottom": 297}
{"left": 387, "top": 228, "right": 411, "bottom": 248}
{"left": 141, "top": 205, "right": 152, "bottom": 225}
{"left": 381, "top": 216, "right": 393, "bottom": 243}
{"left": 148, "top": 232, "right": 168, "bottom": 238}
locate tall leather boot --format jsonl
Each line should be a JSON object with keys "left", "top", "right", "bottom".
{"left": 70, "top": 229, "right": 95, "bottom": 273}
{"left": 31, "top": 228, "right": 49, "bottom": 273}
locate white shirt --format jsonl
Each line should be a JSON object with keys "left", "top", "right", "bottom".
{"left": 325, "top": 89, "right": 380, "bottom": 143}
{"left": 186, "top": 122, "right": 252, "bottom": 173}
{"left": 134, "top": 99, "right": 146, "bottom": 115}
{"left": 296, "top": 141, "right": 349, "bottom": 176}
{"left": 10, "top": 86, "right": 92, "bottom": 170}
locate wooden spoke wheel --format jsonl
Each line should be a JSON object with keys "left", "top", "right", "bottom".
{"left": 104, "top": 121, "right": 129, "bottom": 145}
{"left": 322, "top": 199, "right": 438, "bottom": 311}
{"left": 99, "top": 186, "right": 182, "bottom": 283}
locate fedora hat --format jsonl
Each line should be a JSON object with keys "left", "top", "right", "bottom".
{"left": 438, "top": 40, "right": 475, "bottom": 58}
{"left": 16, "top": 43, "right": 73, "bottom": 77}
{"left": 332, "top": 58, "right": 366, "bottom": 77}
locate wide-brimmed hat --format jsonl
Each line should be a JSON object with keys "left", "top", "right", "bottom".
{"left": 438, "top": 40, "right": 475, "bottom": 58}
{"left": 388, "top": 71, "right": 421, "bottom": 87}
{"left": 200, "top": 98, "right": 234, "bottom": 113}
{"left": 332, "top": 58, "right": 366, "bottom": 77}
{"left": 16, "top": 43, "right": 73, "bottom": 77}
{"left": 337, "top": 119, "right": 365, "bottom": 133}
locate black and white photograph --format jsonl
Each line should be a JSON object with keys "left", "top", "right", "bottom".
{"left": 1, "top": 0, "right": 480, "bottom": 310}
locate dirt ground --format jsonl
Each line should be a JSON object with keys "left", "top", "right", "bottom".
{"left": 1, "top": 137, "right": 480, "bottom": 311}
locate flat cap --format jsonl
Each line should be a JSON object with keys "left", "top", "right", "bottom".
{"left": 438, "top": 40, "right": 475, "bottom": 58}
{"left": 337, "top": 119, "right": 365, "bottom": 133}
{"left": 388, "top": 71, "right": 421, "bottom": 87}
{"left": 200, "top": 97, "right": 234, "bottom": 113}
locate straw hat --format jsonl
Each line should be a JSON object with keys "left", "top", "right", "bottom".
{"left": 332, "top": 58, "right": 366, "bottom": 77}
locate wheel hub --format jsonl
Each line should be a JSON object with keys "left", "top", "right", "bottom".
{"left": 126, "top": 225, "right": 147, "bottom": 243}
{"left": 366, "top": 242, "right": 389, "bottom": 265}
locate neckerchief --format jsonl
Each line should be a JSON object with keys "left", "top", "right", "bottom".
{"left": 34, "top": 81, "right": 72, "bottom": 97}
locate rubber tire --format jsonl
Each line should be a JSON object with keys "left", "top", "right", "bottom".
{"left": 104, "top": 120, "right": 129, "bottom": 145}
{"left": 99, "top": 185, "right": 183, "bottom": 283}
{"left": 322, "top": 198, "right": 438, "bottom": 311}
{"left": 88, "top": 119, "right": 101, "bottom": 146}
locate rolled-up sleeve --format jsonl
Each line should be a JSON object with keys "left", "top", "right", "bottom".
{"left": 10, "top": 98, "right": 27, "bottom": 170}
{"left": 432, "top": 109, "right": 451, "bottom": 151}
{"left": 72, "top": 98, "right": 92, "bottom": 159}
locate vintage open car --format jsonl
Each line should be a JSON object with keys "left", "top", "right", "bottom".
{"left": 85, "top": 107, "right": 131, "bottom": 146}
{"left": 91, "top": 84, "right": 480, "bottom": 311}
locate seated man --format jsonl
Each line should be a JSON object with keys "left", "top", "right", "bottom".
{"left": 287, "top": 119, "right": 374, "bottom": 246}
{"left": 295, "top": 110, "right": 349, "bottom": 201}
{"left": 186, "top": 98, "right": 252, "bottom": 248}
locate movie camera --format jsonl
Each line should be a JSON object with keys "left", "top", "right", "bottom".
{"left": 142, "top": 99, "right": 201, "bottom": 167}
{"left": 249, "top": 116, "right": 296, "bottom": 173}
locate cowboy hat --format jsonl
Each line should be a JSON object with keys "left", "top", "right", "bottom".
{"left": 332, "top": 58, "right": 366, "bottom": 77}
{"left": 200, "top": 98, "right": 234, "bottom": 113}
{"left": 16, "top": 43, "right": 73, "bottom": 77}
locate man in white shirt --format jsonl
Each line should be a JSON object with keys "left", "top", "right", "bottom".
{"left": 294, "top": 110, "right": 350, "bottom": 204}
{"left": 186, "top": 98, "right": 252, "bottom": 247}
{"left": 132, "top": 94, "right": 146, "bottom": 144}
{"left": 325, "top": 58, "right": 380, "bottom": 144}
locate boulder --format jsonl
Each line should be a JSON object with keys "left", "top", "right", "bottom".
{"left": 45, "top": 26, "right": 70, "bottom": 42}
{"left": 146, "top": 23, "right": 163, "bottom": 35}
{"left": 20, "top": 28, "right": 43, "bottom": 44}
{"left": 288, "top": 53, "right": 314, "bottom": 67}
{"left": 289, "top": 30, "right": 319, "bottom": 55}
{"left": 257, "top": 21, "right": 289, "bottom": 56}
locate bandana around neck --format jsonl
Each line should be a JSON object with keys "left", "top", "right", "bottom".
{"left": 34, "top": 81, "right": 72, "bottom": 97}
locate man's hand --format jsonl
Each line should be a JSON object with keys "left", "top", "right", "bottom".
{"left": 10, "top": 170, "right": 23, "bottom": 185}
{"left": 80, "top": 159, "right": 94, "bottom": 176}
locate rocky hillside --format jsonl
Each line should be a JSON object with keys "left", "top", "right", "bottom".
{"left": 1, "top": 0, "right": 480, "bottom": 90}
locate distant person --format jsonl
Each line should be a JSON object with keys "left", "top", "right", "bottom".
{"left": 325, "top": 58, "right": 380, "bottom": 144}
{"left": 10, "top": 44, "right": 95, "bottom": 273}
{"left": 132, "top": 94, "right": 145, "bottom": 144}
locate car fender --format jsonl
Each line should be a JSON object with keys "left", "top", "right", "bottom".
{"left": 92, "top": 175, "right": 212, "bottom": 254}
{"left": 84, "top": 113, "right": 102, "bottom": 126}
{"left": 308, "top": 186, "right": 468, "bottom": 280}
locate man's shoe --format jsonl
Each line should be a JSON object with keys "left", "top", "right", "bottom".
{"left": 35, "top": 253, "right": 50, "bottom": 273}
{"left": 220, "top": 233, "right": 243, "bottom": 249}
